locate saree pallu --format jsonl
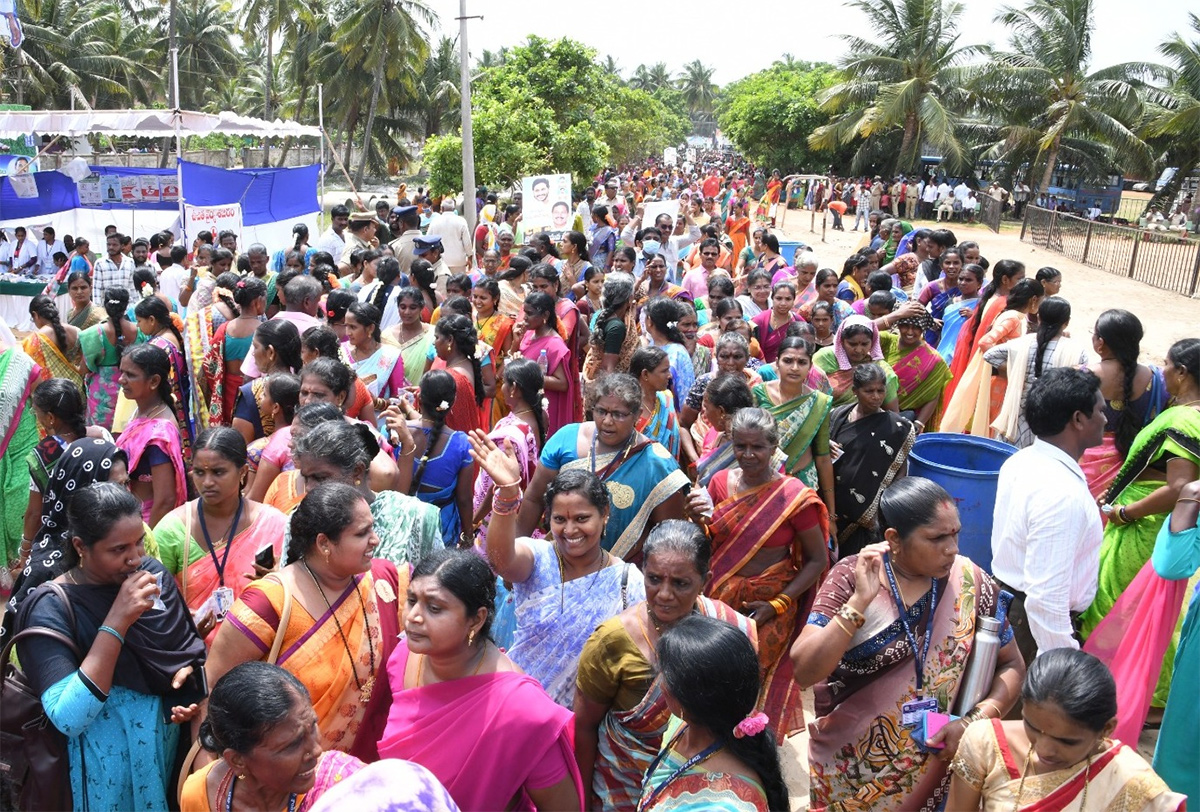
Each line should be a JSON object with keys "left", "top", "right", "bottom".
{"left": 888, "top": 343, "right": 952, "bottom": 431}
{"left": 264, "top": 469, "right": 304, "bottom": 515}
{"left": 636, "top": 391, "right": 681, "bottom": 457}
{"left": 753, "top": 386, "right": 832, "bottom": 488}
{"left": 508, "top": 537, "right": 646, "bottom": 707}
{"left": 155, "top": 505, "right": 288, "bottom": 647}
{"left": 941, "top": 311, "right": 1024, "bottom": 436}
{"left": 383, "top": 324, "right": 434, "bottom": 388}
{"left": 23, "top": 331, "right": 84, "bottom": 391}
{"left": 1079, "top": 434, "right": 1123, "bottom": 509}
{"left": 201, "top": 322, "right": 239, "bottom": 427}
{"left": 68, "top": 303, "right": 105, "bottom": 331}
{"left": 149, "top": 336, "right": 193, "bottom": 462}
{"left": 377, "top": 640, "right": 584, "bottom": 811}
{"left": 555, "top": 299, "right": 586, "bottom": 424}
{"left": 593, "top": 597, "right": 757, "bottom": 809}
{"left": 116, "top": 416, "right": 188, "bottom": 523}
{"left": 1078, "top": 406, "right": 1200, "bottom": 705}
{"left": 945, "top": 294, "right": 1006, "bottom": 406}
{"left": 78, "top": 323, "right": 123, "bottom": 430}
{"left": 561, "top": 441, "right": 690, "bottom": 560}
{"left": 809, "top": 556, "right": 999, "bottom": 812}
{"left": 830, "top": 406, "right": 916, "bottom": 558}
{"left": 950, "top": 719, "right": 1185, "bottom": 812}
{"left": 937, "top": 299, "right": 978, "bottom": 364}
{"left": 727, "top": 216, "right": 751, "bottom": 262}
{"left": 1, "top": 348, "right": 40, "bottom": 564}
{"left": 477, "top": 313, "right": 515, "bottom": 425}
{"left": 369, "top": 491, "right": 442, "bottom": 570}
{"left": 26, "top": 435, "right": 67, "bottom": 496}
{"left": 224, "top": 559, "right": 403, "bottom": 761}
{"left": 820, "top": 359, "right": 900, "bottom": 408}
{"left": 498, "top": 281, "right": 525, "bottom": 320}
{"left": 352, "top": 343, "right": 406, "bottom": 400}
{"left": 708, "top": 478, "right": 829, "bottom": 744}
{"left": 521, "top": 332, "right": 577, "bottom": 437}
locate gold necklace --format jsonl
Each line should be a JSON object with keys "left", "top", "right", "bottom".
{"left": 301, "top": 561, "right": 376, "bottom": 703}
{"left": 1012, "top": 743, "right": 1092, "bottom": 812}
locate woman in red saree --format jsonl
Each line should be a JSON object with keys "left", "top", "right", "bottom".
{"left": 206, "top": 483, "right": 404, "bottom": 762}
{"left": 518, "top": 291, "right": 580, "bottom": 438}
{"left": 944, "top": 259, "right": 1026, "bottom": 406}
{"left": 531, "top": 263, "right": 586, "bottom": 423}
{"left": 948, "top": 648, "right": 1184, "bottom": 812}
{"left": 698, "top": 408, "right": 829, "bottom": 744}
{"left": 430, "top": 314, "right": 483, "bottom": 434}
{"left": 154, "top": 428, "right": 288, "bottom": 647}
{"left": 377, "top": 548, "right": 584, "bottom": 811}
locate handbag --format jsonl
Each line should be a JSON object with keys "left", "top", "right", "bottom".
{"left": 0, "top": 582, "right": 80, "bottom": 812}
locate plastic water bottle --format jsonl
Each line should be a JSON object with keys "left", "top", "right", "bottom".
{"left": 954, "top": 617, "right": 1002, "bottom": 715}
{"left": 537, "top": 349, "right": 548, "bottom": 374}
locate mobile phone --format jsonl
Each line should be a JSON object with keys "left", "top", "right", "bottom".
{"left": 254, "top": 544, "right": 276, "bottom": 571}
{"left": 172, "top": 665, "right": 209, "bottom": 707}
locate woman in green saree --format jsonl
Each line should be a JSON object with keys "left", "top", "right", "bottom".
{"left": 1080, "top": 339, "right": 1200, "bottom": 707}
{"left": 883, "top": 306, "right": 952, "bottom": 432}
{"left": 752, "top": 337, "right": 834, "bottom": 509}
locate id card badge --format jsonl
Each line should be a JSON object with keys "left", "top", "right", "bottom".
{"left": 901, "top": 697, "right": 938, "bottom": 727}
{"left": 212, "top": 586, "right": 235, "bottom": 619}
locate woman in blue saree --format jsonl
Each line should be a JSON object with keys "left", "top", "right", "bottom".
{"left": 515, "top": 374, "right": 688, "bottom": 562}
{"left": 936, "top": 263, "right": 983, "bottom": 365}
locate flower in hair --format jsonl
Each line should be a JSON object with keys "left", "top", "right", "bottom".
{"left": 733, "top": 712, "right": 769, "bottom": 739}
{"left": 666, "top": 321, "right": 678, "bottom": 329}
{"left": 438, "top": 400, "right": 450, "bottom": 411}
{"left": 236, "top": 279, "right": 246, "bottom": 289}
{"left": 140, "top": 282, "right": 153, "bottom": 297}
{"left": 541, "top": 397, "right": 549, "bottom": 411}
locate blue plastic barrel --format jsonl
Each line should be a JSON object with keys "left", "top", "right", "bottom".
{"left": 778, "top": 241, "right": 805, "bottom": 265}
{"left": 906, "top": 433, "right": 1017, "bottom": 574}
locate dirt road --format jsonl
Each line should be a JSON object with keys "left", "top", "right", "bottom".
{"left": 777, "top": 213, "right": 1198, "bottom": 364}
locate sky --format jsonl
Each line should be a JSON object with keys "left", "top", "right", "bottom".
{"left": 425, "top": 0, "right": 1195, "bottom": 86}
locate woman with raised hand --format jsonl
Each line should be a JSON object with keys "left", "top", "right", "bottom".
{"left": 638, "top": 615, "right": 788, "bottom": 811}
{"left": 469, "top": 430, "right": 646, "bottom": 707}
{"left": 14, "top": 482, "right": 206, "bottom": 810}
{"left": 574, "top": 521, "right": 757, "bottom": 810}
{"left": 793, "top": 477, "right": 1024, "bottom": 812}
{"left": 205, "top": 482, "right": 404, "bottom": 762}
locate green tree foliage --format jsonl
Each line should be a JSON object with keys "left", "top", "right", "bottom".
{"left": 1139, "top": 13, "right": 1200, "bottom": 213}
{"left": 424, "top": 36, "right": 688, "bottom": 194}
{"left": 718, "top": 62, "right": 844, "bottom": 171}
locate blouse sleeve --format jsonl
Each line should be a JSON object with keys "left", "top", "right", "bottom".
{"left": 1152, "top": 524, "right": 1200, "bottom": 581}
{"left": 789, "top": 501, "right": 823, "bottom": 535}
{"left": 949, "top": 719, "right": 995, "bottom": 791}
{"left": 808, "top": 557, "right": 857, "bottom": 625}
{"left": 602, "top": 320, "right": 627, "bottom": 355}
{"left": 575, "top": 619, "right": 626, "bottom": 706}
{"left": 539, "top": 425, "right": 576, "bottom": 470}
{"left": 152, "top": 512, "right": 187, "bottom": 575}
{"left": 812, "top": 406, "right": 831, "bottom": 455}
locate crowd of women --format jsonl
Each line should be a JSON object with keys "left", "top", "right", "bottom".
{"left": 0, "top": 155, "right": 1195, "bottom": 812}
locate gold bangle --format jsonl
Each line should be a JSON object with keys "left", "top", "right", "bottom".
{"left": 838, "top": 603, "right": 866, "bottom": 629}
{"left": 832, "top": 615, "right": 855, "bottom": 636}
{"left": 493, "top": 479, "right": 522, "bottom": 489}
{"left": 976, "top": 699, "right": 1001, "bottom": 718}
{"left": 1176, "top": 497, "right": 1200, "bottom": 504}
{"left": 398, "top": 443, "right": 417, "bottom": 457}
{"left": 774, "top": 592, "right": 794, "bottom": 609}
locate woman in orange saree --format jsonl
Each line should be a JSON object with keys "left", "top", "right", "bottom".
{"left": 206, "top": 483, "right": 405, "bottom": 762}
{"left": 943, "top": 260, "right": 1026, "bottom": 406}
{"left": 725, "top": 201, "right": 752, "bottom": 267}
{"left": 700, "top": 408, "right": 829, "bottom": 744}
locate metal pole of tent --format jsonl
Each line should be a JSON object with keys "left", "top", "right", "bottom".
{"left": 319, "top": 84, "right": 326, "bottom": 230}
{"left": 172, "top": 47, "right": 185, "bottom": 245}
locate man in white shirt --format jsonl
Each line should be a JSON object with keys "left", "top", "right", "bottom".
{"left": 36, "top": 227, "right": 65, "bottom": 275}
{"left": 921, "top": 180, "right": 939, "bottom": 219}
{"left": 156, "top": 246, "right": 188, "bottom": 306}
{"left": 424, "top": 197, "right": 472, "bottom": 274}
{"left": 313, "top": 204, "right": 350, "bottom": 258}
{"left": 620, "top": 207, "right": 699, "bottom": 284}
{"left": 991, "top": 367, "right": 1106, "bottom": 665}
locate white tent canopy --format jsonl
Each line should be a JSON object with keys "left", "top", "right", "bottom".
{"left": 0, "top": 109, "right": 321, "bottom": 139}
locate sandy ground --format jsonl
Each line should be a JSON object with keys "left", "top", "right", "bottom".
{"left": 776, "top": 211, "right": 1199, "bottom": 365}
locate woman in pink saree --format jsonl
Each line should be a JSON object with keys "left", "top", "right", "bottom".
{"left": 377, "top": 549, "right": 584, "bottom": 811}
{"left": 518, "top": 291, "right": 579, "bottom": 438}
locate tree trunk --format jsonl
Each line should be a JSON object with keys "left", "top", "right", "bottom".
{"left": 1037, "top": 134, "right": 1063, "bottom": 200}
{"left": 262, "top": 32, "right": 273, "bottom": 168}
{"left": 896, "top": 113, "right": 918, "bottom": 175}
{"left": 1143, "top": 154, "right": 1196, "bottom": 217}
{"left": 275, "top": 82, "right": 311, "bottom": 167}
{"left": 354, "top": 56, "right": 385, "bottom": 187}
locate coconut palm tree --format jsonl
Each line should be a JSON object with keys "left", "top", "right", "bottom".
{"left": 334, "top": 0, "right": 437, "bottom": 185}
{"left": 395, "top": 35, "right": 460, "bottom": 140}
{"left": 647, "top": 62, "right": 672, "bottom": 92}
{"left": 603, "top": 55, "right": 622, "bottom": 83}
{"left": 628, "top": 64, "right": 652, "bottom": 91}
{"left": 167, "top": 0, "right": 239, "bottom": 111}
{"left": 808, "top": 0, "right": 980, "bottom": 174}
{"left": 1141, "top": 13, "right": 1200, "bottom": 214}
{"left": 971, "top": 0, "right": 1153, "bottom": 196}
{"left": 677, "top": 60, "right": 718, "bottom": 117}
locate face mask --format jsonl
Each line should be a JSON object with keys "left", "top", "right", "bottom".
{"left": 642, "top": 240, "right": 661, "bottom": 257}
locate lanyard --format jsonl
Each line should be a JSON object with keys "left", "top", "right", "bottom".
{"left": 225, "top": 774, "right": 297, "bottom": 812}
{"left": 198, "top": 496, "right": 244, "bottom": 587}
{"left": 883, "top": 553, "right": 938, "bottom": 693}
{"left": 637, "top": 730, "right": 723, "bottom": 812}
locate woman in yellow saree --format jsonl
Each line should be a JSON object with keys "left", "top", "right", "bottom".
{"left": 205, "top": 482, "right": 405, "bottom": 762}
{"left": 23, "top": 293, "right": 83, "bottom": 390}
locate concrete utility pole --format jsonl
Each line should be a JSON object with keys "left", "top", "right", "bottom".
{"left": 458, "top": 0, "right": 481, "bottom": 232}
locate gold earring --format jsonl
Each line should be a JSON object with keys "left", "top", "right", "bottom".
{"left": 468, "top": 629, "right": 476, "bottom": 647}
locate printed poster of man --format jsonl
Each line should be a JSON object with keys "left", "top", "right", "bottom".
{"left": 521, "top": 173, "right": 572, "bottom": 240}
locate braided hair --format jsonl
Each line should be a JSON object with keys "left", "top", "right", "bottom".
{"left": 1033, "top": 296, "right": 1071, "bottom": 377}
{"left": 103, "top": 287, "right": 131, "bottom": 350}
{"left": 369, "top": 256, "right": 400, "bottom": 315}
{"left": 645, "top": 296, "right": 686, "bottom": 345}
{"left": 213, "top": 271, "right": 242, "bottom": 317}
{"left": 589, "top": 271, "right": 634, "bottom": 349}
{"left": 504, "top": 358, "right": 547, "bottom": 448}
{"left": 1094, "top": 309, "right": 1144, "bottom": 456}
{"left": 435, "top": 315, "right": 484, "bottom": 406}
{"left": 134, "top": 295, "right": 185, "bottom": 350}
{"left": 32, "top": 378, "right": 87, "bottom": 438}
{"left": 29, "top": 294, "right": 68, "bottom": 352}
{"left": 232, "top": 275, "right": 267, "bottom": 313}
{"left": 410, "top": 369, "right": 456, "bottom": 494}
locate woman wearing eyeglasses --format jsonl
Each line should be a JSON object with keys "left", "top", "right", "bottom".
{"left": 515, "top": 374, "right": 689, "bottom": 564}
